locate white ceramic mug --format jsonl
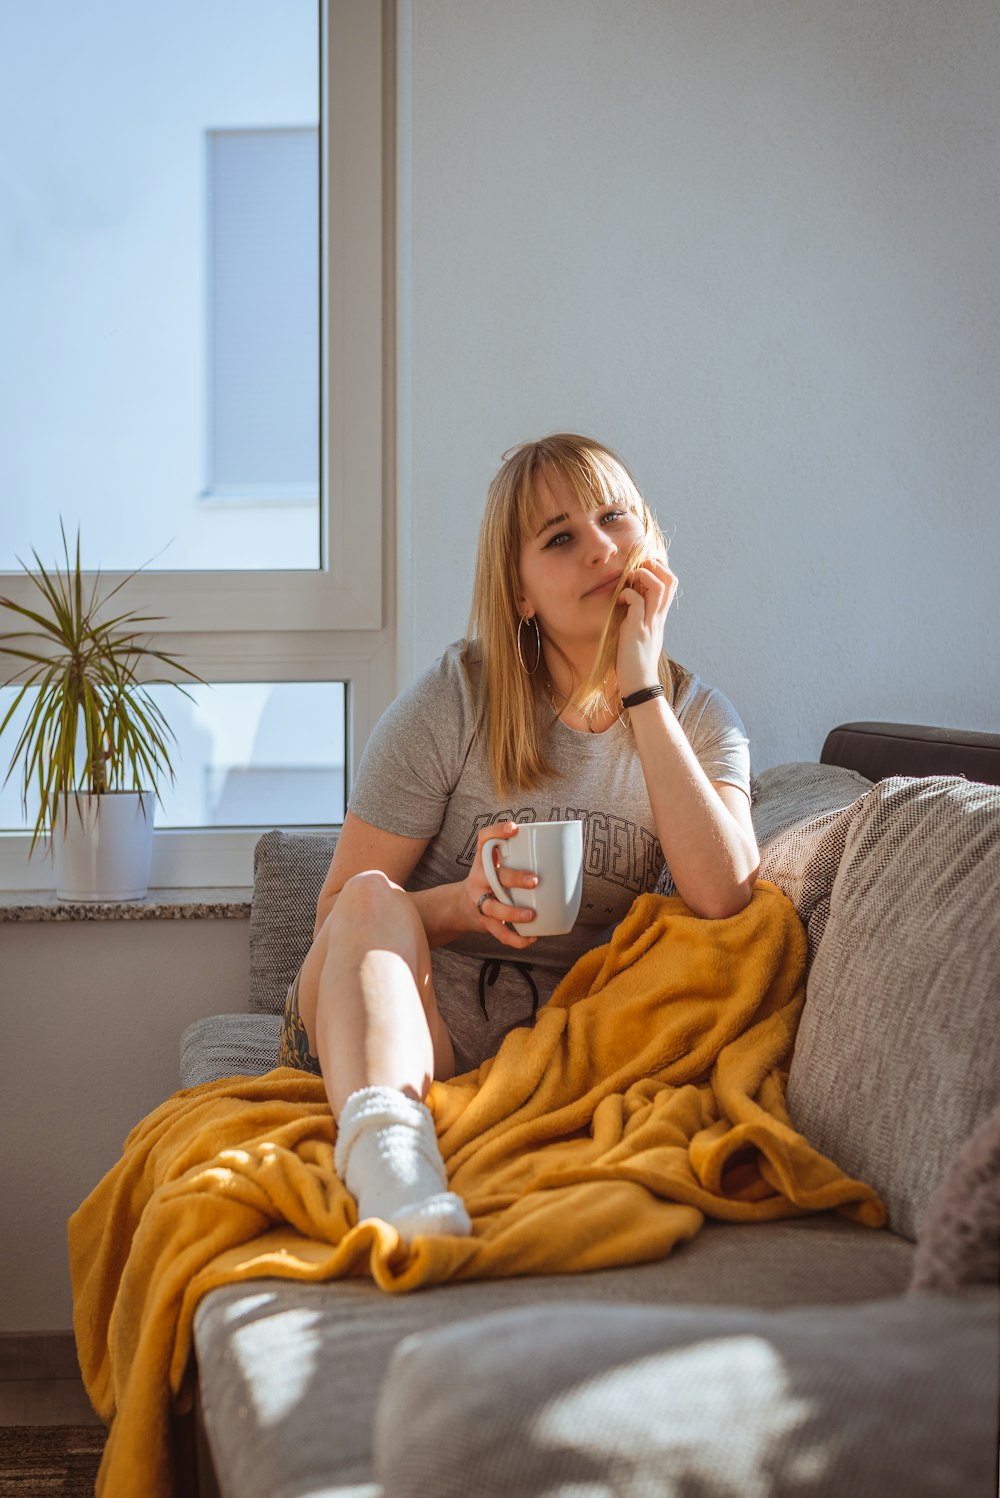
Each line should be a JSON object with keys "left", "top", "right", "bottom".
{"left": 481, "top": 819, "right": 584, "bottom": 936}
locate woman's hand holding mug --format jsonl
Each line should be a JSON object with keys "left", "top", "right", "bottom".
{"left": 480, "top": 820, "right": 584, "bottom": 939}
{"left": 467, "top": 821, "right": 539, "bottom": 949}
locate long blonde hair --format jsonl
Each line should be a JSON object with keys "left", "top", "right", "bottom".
{"left": 465, "top": 433, "right": 681, "bottom": 794}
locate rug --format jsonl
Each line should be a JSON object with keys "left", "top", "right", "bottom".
{"left": 0, "top": 1426, "right": 105, "bottom": 1497}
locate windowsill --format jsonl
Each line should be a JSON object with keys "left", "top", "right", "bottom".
{"left": 0, "top": 887, "right": 252, "bottom": 923}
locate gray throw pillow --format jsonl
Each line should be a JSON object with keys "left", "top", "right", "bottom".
{"left": 787, "top": 776, "right": 1000, "bottom": 1242}
{"left": 249, "top": 830, "right": 340, "bottom": 1013}
{"left": 910, "top": 1103, "right": 1000, "bottom": 1293}
{"left": 750, "top": 761, "right": 872, "bottom": 847}
{"left": 375, "top": 1298, "right": 1000, "bottom": 1498}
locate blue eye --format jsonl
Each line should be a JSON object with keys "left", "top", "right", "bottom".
{"left": 541, "top": 509, "right": 629, "bottom": 549}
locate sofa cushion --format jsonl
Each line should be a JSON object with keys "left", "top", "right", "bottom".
{"left": 249, "top": 829, "right": 339, "bottom": 1014}
{"left": 194, "top": 1218, "right": 914, "bottom": 1498}
{"left": 374, "top": 1293, "right": 1000, "bottom": 1498}
{"left": 787, "top": 776, "right": 1000, "bottom": 1242}
{"left": 910, "top": 1103, "right": 1000, "bottom": 1293}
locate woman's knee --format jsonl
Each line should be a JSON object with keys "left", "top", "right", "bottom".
{"left": 299, "top": 871, "right": 425, "bottom": 1032}
{"left": 335, "top": 867, "right": 403, "bottom": 912}
{"left": 317, "top": 869, "right": 424, "bottom": 961}
{"left": 324, "top": 868, "right": 419, "bottom": 934}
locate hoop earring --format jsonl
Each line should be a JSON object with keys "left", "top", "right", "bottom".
{"left": 516, "top": 614, "right": 541, "bottom": 675}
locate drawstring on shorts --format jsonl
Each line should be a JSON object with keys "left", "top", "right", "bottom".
{"left": 477, "top": 958, "right": 540, "bottom": 1026}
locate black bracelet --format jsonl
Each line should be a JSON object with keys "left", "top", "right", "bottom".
{"left": 621, "top": 684, "right": 665, "bottom": 710}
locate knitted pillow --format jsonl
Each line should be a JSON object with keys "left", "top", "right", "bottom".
{"left": 249, "top": 830, "right": 340, "bottom": 1014}
{"left": 787, "top": 776, "right": 1000, "bottom": 1242}
{"left": 910, "top": 1103, "right": 1000, "bottom": 1292}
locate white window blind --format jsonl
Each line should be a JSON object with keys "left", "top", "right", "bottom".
{"left": 207, "top": 128, "right": 320, "bottom": 502}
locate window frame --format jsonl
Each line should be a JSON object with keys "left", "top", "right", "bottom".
{"left": 0, "top": 0, "right": 395, "bottom": 891}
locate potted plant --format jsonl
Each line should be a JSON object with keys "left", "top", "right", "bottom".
{"left": 0, "top": 524, "right": 203, "bottom": 901}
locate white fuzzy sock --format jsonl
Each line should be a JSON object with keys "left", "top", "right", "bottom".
{"left": 334, "top": 1086, "right": 471, "bottom": 1241}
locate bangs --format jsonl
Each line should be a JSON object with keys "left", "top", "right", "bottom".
{"left": 514, "top": 435, "right": 646, "bottom": 542}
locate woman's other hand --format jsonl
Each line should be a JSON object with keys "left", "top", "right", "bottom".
{"left": 615, "top": 555, "right": 678, "bottom": 698}
{"left": 466, "top": 821, "right": 538, "bottom": 949}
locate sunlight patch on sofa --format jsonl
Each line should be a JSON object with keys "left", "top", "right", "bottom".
{"left": 220, "top": 1290, "right": 277, "bottom": 1326}
{"left": 533, "top": 1335, "right": 822, "bottom": 1495}
{"left": 231, "top": 1307, "right": 324, "bottom": 1428}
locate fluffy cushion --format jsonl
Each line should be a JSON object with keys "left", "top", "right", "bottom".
{"left": 375, "top": 1297, "right": 1000, "bottom": 1498}
{"left": 910, "top": 1104, "right": 1000, "bottom": 1292}
{"left": 249, "top": 830, "right": 339, "bottom": 1013}
{"left": 787, "top": 776, "right": 1000, "bottom": 1242}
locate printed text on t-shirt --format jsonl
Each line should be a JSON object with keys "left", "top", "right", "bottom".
{"left": 456, "top": 809, "right": 664, "bottom": 894}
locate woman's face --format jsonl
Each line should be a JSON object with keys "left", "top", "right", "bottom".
{"left": 516, "top": 467, "right": 647, "bottom": 652}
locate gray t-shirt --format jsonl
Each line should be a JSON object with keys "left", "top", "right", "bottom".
{"left": 349, "top": 641, "right": 750, "bottom": 1072}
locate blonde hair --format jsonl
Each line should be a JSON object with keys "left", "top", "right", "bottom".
{"left": 465, "top": 433, "right": 681, "bottom": 795}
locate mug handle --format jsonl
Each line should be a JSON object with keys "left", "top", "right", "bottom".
{"left": 481, "top": 838, "right": 515, "bottom": 909}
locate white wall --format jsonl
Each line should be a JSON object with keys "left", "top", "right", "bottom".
{"left": 0, "top": 918, "right": 249, "bottom": 1332}
{"left": 398, "top": 0, "right": 1000, "bottom": 769}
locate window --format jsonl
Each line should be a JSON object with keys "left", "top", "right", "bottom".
{"left": 0, "top": 0, "right": 392, "bottom": 891}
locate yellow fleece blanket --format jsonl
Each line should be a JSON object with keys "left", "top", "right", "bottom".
{"left": 70, "top": 883, "right": 884, "bottom": 1497}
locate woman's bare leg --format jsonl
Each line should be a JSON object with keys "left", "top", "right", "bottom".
{"left": 297, "top": 869, "right": 455, "bottom": 1117}
{"left": 295, "top": 871, "right": 469, "bottom": 1239}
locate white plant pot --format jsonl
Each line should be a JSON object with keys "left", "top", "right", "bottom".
{"left": 52, "top": 792, "right": 155, "bottom": 902}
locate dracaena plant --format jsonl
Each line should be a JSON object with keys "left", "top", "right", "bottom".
{"left": 0, "top": 523, "right": 203, "bottom": 852}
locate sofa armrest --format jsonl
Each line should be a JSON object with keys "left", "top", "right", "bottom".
{"left": 821, "top": 721, "right": 1000, "bottom": 786}
{"left": 181, "top": 1014, "right": 282, "bottom": 1089}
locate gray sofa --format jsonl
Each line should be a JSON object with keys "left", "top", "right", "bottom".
{"left": 178, "top": 722, "right": 1000, "bottom": 1498}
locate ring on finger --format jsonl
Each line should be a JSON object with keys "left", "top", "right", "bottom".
{"left": 477, "top": 891, "right": 491, "bottom": 915}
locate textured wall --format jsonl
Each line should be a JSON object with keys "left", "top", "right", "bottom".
{"left": 398, "top": 0, "right": 1000, "bottom": 768}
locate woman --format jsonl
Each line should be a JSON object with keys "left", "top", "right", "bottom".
{"left": 278, "top": 434, "right": 759, "bottom": 1240}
